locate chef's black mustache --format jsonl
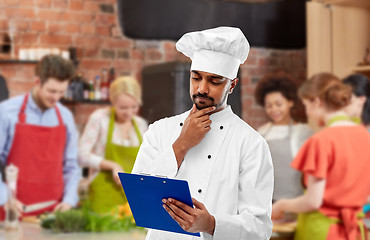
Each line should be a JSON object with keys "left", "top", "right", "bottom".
{"left": 192, "top": 93, "right": 214, "bottom": 102}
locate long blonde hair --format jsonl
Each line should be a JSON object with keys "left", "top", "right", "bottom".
{"left": 109, "top": 76, "right": 142, "bottom": 105}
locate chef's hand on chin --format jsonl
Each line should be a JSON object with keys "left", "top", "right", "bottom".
{"left": 162, "top": 197, "right": 215, "bottom": 235}
{"left": 53, "top": 202, "right": 72, "bottom": 212}
{"left": 179, "top": 104, "right": 215, "bottom": 149}
{"left": 173, "top": 105, "right": 215, "bottom": 166}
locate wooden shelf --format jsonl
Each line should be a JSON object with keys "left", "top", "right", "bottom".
{"left": 0, "top": 59, "right": 38, "bottom": 64}
{"left": 352, "top": 65, "right": 370, "bottom": 72}
{"left": 61, "top": 99, "right": 110, "bottom": 105}
{"left": 320, "top": 0, "right": 370, "bottom": 8}
{"left": 0, "top": 59, "right": 79, "bottom": 66}
{"left": 352, "top": 65, "right": 370, "bottom": 76}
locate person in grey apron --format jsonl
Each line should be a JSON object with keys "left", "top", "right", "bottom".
{"left": 255, "top": 72, "right": 313, "bottom": 202}
{"left": 261, "top": 121, "right": 303, "bottom": 201}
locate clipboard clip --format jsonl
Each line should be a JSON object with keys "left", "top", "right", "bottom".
{"left": 138, "top": 173, "right": 168, "bottom": 178}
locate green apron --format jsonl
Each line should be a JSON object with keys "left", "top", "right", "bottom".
{"left": 294, "top": 210, "right": 366, "bottom": 240}
{"left": 89, "top": 108, "right": 143, "bottom": 213}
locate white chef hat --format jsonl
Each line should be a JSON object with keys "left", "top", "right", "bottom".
{"left": 176, "top": 26, "right": 250, "bottom": 80}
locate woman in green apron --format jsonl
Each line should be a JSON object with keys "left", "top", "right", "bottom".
{"left": 78, "top": 76, "right": 148, "bottom": 213}
{"left": 271, "top": 73, "right": 370, "bottom": 240}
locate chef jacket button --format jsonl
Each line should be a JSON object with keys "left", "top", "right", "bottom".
{"left": 208, "top": 155, "right": 211, "bottom": 159}
{"left": 220, "top": 126, "right": 223, "bottom": 130}
{"left": 180, "top": 122, "right": 183, "bottom": 126}
{"left": 198, "top": 189, "right": 202, "bottom": 193}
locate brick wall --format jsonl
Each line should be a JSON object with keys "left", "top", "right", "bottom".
{"left": 0, "top": 0, "right": 306, "bottom": 131}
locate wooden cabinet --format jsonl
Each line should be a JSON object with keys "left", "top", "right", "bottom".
{"left": 307, "top": 0, "right": 370, "bottom": 78}
{"left": 321, "top": 0, "right": 370, "bottom": 8}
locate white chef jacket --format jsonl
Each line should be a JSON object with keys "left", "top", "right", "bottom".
{"left": 132, "top": 106, "right": 274, "bottom": 240}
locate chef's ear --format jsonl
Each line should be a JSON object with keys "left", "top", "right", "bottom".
{"left": 229, "top": 78, "right": 239, "bottom": 94}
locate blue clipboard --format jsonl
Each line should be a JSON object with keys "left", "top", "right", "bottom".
{"left": 118, "top": 172, "right": 200, "bottom": 237}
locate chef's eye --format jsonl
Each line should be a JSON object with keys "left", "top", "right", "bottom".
{"left": 210, "top": 80, "right": 222, "bottom": 85}
{"left": 192, "top": 76, "right": 201, "bottom": 81}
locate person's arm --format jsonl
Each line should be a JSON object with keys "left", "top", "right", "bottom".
{"left": 56, "top": 111, "right": 81, "bottom": 211}
{"left": 211, "top": 137, "right": 274, "bottom": 240}
{"left": 0, "top": 107, "right": 9, "bottom": 205}
{"left": 132, "top": 105, "right": 215, "bottom": 177}
{"left": 131, "top": 119, "right": 179, "bottom": 178}
{"left": 172, "top": 105, "right": 214, "bottom": 167}
{"left": 0, "top": 173, "right": 7, "bottom": 206}
{"left": 272, "top": 175, "right": 326, "bottom": 219}
{"left": 78, "top": 111, "right": 106, "bottom": 170}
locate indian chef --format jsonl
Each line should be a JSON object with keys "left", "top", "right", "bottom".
{"left": 132, "top": 26, "right": 274, "bottom": 240}
{"left": 0, "top": 54, "right": 81, "bottom": 216}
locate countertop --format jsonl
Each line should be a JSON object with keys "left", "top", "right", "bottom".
{"left": 0, "top": 222, "right": 146, "bottom": 240}
{"left": 1, "top": 220, "right": 369, "bottom": 240}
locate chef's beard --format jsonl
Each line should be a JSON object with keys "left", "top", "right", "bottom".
{"left": 192, "top": 93, "right": 214, "bottom": 110}
{"left": 192, "top": 92, "right": 229, "bottom": 110}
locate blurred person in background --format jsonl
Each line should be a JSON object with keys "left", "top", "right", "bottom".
{"left": 343, "top": 74, "right": 370, "bottom": 215}
{"left": 78, "top": 76, "right": 148, "bottom": 213}
{"left": 255, "top": 72, "right": 312, "bottom": 202}
{"left": 272, "top": 73, "right": 370, "bottom": 240}
{"left": 343, "top": 74, "right": 370, "bottom": 129}
{"left": 0, "top": 55, "right": 80, "bottom": 216}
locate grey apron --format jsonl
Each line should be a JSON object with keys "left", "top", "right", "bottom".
{"left": 263, "top": 122, "right": 303, "bottom": 201}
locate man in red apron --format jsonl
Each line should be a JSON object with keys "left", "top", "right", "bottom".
{"left": 0, "top": 55, "right": 81, "bottom": 218}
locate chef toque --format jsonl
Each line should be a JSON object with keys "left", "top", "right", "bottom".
{"left": 176, "top": 26, "right": 250, "bottom": 80}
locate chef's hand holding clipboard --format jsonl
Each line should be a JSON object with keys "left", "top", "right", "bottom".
{"left": 162, "top": 197, "right": 215, "bottom": 235}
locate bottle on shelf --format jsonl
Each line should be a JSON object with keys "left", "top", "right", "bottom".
{"left": 94, "top": 75, "right": 101, "bottom": 101}
{"left": 67, "top": 78, "right": 75, "bottom": 101}
{"left": 100, "top": 69, "right": 109, "bottom": 101}
{"left": 88, "top": 80, "right": 95, "bottom": 101}
{"left": 108, "top": 67, "right": 115, "bottom": 86}
{"left": 83, "top": 79, "right": 90, "bottom": 101}
{"left": 73, "top": 73, "right": 84, "bottom": 102}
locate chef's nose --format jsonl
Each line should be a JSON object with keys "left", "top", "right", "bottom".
{"left": 197, "top": 79, "right": 209, "bottom": 95}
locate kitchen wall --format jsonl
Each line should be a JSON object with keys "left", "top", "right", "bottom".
{"left": 0, "top": 0, "right": 306, "bottom": 130}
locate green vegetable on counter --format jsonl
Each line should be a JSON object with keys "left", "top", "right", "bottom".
{"left": 40, "top": 203, "right": 140, "bottom": 233}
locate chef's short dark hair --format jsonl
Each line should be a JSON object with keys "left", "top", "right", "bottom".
{"left": 255, "top": 72, "right": 298, "bottom": 106}
{"left": 35, "top": 54, "right": 75, "bottom": 85}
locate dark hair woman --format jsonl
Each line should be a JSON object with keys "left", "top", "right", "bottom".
{"left": 255, "top": 72, "right": 312, "bottom": 202}
{"left": 343, "top": 74, "right": 370, "bottom": 128}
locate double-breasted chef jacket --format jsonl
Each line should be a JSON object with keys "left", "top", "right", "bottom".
{"left": 132, "top": 106, "right": 274, "bottom": 240}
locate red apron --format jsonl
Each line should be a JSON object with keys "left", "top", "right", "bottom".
{"left": 0, "top": 93, "right": 66, "bottom": 218}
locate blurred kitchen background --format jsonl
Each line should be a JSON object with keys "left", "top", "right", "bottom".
{"left": 0, "top": 0, "right": 369, "bottom": 131}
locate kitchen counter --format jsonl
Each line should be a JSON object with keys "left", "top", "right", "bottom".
{"left": 271, "top": 219, "right": 370, "bottom": 240}
{"left": 1, "top": 220, "right": 369, "bottom": 240}
{"left": 0, "top": 222, "right": 147, "bottom": 240}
